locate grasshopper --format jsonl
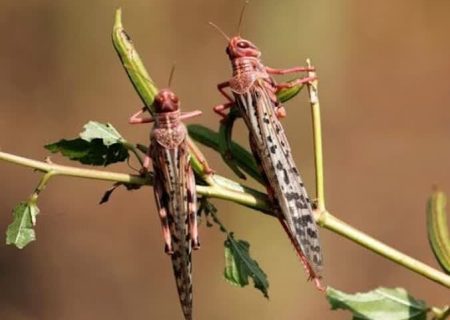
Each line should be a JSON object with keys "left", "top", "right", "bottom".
{"left": 129, "top": 86, "right": 202, "bottom": 319}
{"left": 210, "top": 7, "right": 324, "bottom": 290}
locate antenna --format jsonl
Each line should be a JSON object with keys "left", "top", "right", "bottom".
{"left": 168, "top": 63, "right": 176, "bottom": 88}
{"left": 208, "top": 22, "right": 230, "bottom": 41}
{"left": 237, "top": 1, "right": 249, "bottom": 35}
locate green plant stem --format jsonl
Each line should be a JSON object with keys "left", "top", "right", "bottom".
{"left": 0, "top": 150, "right": 269, "bottom": 211}
{"left": 319, "top": 211, "right": 450, "bottom": 288}
{"left": 1, "top": 149, "right": 450, "bottom": 289}
{"left": 29, "top": 171, "right": 55, "bottom": 202}
{"left": 306, "top": 59, "right": 325, "bottom": 212}
{"left": 432, "top": 306, "right": 450, "bottom": 320}
{"left": 122, "top": 142, "right": 145, "bottom": 166}
{"left": 305, "top": 58, "right": 450, "bottom": 289}
{"left": 427, "top": 190, "right": 450, "bottom": 274}
{"left": 1, "top": 151, "right": 148, "bottom": 185}
{"left": 199, "top": 183, "right": 271, "bottom": 215}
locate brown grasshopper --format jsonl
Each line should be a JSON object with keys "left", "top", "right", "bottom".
{"left": 210, "top": 5, "right": 324, "bottom": 290}
{"left": 129, "top": 87, "right": 202, "bottom": 320}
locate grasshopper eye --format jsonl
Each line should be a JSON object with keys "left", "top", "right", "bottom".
{"left": 237, "top": 41, "right": 249, "bottom": 49}
{"left": 171, "top": 95, "right": 179, "bottom": 103}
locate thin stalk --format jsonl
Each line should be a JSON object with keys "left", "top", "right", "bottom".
{"left": 306, "top": 58, "right": 325, "bottom": 211}
{"left": 29, "top": 171, "right": 55, "bottom": 203}
{"left": 0, "top": 150, "right": 270, "bottom": 212}
{"left": 197, "top": 184, "right": 271, "bottom": 215}
{"left": 319, "top": 211, "right": 450, "bottom": 288}
{"left": 432, "top": 306, "right": 450, "bottom": 320}
{"left": 306, "top": 58, "right": 450, "bottom": 289}
{"left": 1, "top": 151, "right": 147, "bottom": 185}
{"left": 122, "top": 142, "right": 145, "bottom": 166}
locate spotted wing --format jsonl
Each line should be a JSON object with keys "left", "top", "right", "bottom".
{"left": 151, "top": 138, "right": 195, "bottom": 320}
{"left": 234, "top": 80, "right": 323, "bottom": 277}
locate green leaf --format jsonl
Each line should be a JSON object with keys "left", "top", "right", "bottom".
{"left": 45, "top": 138, "right": 128, "bottom": 166}
{"left": 6, "top": 201, "right": 40, "bottom": 249}
{"left": 187, "top": 124, "right": 227, "bottom": 153}
{"left": 45, "top": 122, "right": 129, "bottom": 166}
{"left": 205, "top": 209, "right": 269, "bottom": 297}
{"left": 427, "top": 190, "right": 450, "bottom": 274}
{"left": 277, "top": 82, "right": 304, "bottom": 103}
{"left": 79, "top": 121, "right": 125, "bottom": 145}
{"left": 224, "top": 233, "right": 269, "bottom": 298}
{"left": 327, "top": 287, "right": 428, "bottom": 320}
{"left": 99, "top": 182, "right": 142, "bottom": 204}
{"left": 112, "top": 8, "right": 158, "bottom": 112}
{"left": 197, "top": 197, "right": 218, "bottom": 228}
{"left": 217, "top": 108, "right": 251, "bottom": 181}
{"left": 187, "top": 125, "right": 262, "bottom": 183}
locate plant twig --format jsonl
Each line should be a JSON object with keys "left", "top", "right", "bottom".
{"left": 432, "top": 305, "right": 450, "bottom": 320}
{"left": 29, "top": 172, "right": 55, "bottom": 202}
{"left": 305, "top": 58, "right": 450, "bottom": 289}
{"left": 320, "top": 211, "right": 450, "bottom": 288}
{"left": 1, "top": 149, "right": 450, "bottom": 288}
{"left": 0, "top": 150, "right": 270, "bottom": 212}
{"left": 0, "top": 151, "right": 148, "bottom": 185}
{"left": 306, "top": 59, "right": 325, "bottom": 212}
{"left": 122, "top": 142, "right": 145, "bottom": 166}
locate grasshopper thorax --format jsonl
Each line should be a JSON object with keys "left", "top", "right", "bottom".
{"left": 154, "top": 89, "right": 180, "bottom": 113}
{"left": 226, "top": 36, "right": 261, "bottom": 59}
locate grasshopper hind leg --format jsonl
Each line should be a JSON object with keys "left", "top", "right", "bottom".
{"left": 153, "top": 172, "right": 174, "bottom": 254}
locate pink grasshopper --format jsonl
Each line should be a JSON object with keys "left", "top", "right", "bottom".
{"left": 129, "top": 88, "right": 202, "bottom": 320}
{"left": 210, "top": 13, "right": 324, "bottom": 289}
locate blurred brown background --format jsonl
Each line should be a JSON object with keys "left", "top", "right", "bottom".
{"left": 0, "top": 1, "right": 449, "bottom": 319}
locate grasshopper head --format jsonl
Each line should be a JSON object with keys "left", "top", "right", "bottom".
{"left": 153, "top": 89, "right": 180, "bottom": 113}
{"left": 226, "top": 36, "right": 261, "bottom": 59}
